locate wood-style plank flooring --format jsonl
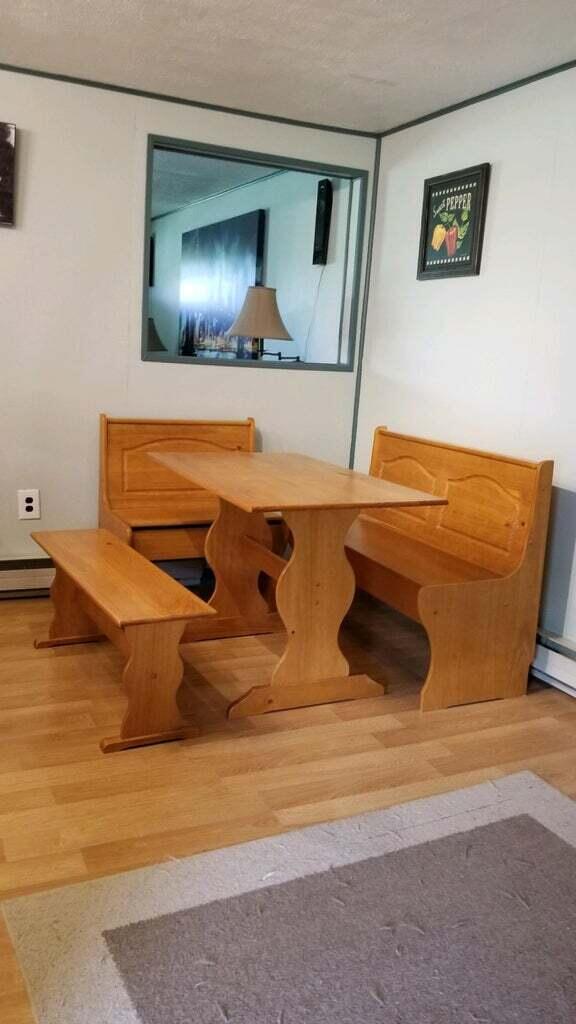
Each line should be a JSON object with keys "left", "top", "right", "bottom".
{"left": 1, "top": 593, "right": 576, "bottom": 1022}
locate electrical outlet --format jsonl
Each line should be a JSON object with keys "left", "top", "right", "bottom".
{"left": 17, "top": 489, "right": 41, "bottom": 520}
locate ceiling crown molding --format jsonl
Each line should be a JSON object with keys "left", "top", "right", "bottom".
{"left": 0, "top": 61, "right": 379, "bottom": 139}
{"left": 377, "top": 57, "right": 576, "bottom": 138}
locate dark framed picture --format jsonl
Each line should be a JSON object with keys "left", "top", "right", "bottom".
{"left": 178, "top": 209, "right": 265, "bottom": 360}
{"left": 0, "top": 122, "right": 16, "bottom": 227}
{"left": 417, "top": 163, "right": 490, "bottom": 280}
{"left": 148, "top": 234, "right": 155, "bottom": 287}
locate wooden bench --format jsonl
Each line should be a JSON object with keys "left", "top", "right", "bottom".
{"left": 99, "top": 415, "right": 256, "bottom": 560}
{"left": 345, "top": 428, "right": 553, "bottom": 711}
{"left": 33, "top": 529, "right": 216, "bottom": 753}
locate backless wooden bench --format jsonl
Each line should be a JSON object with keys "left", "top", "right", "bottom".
{"left": 345, "top": 428, "right": 553, "bottom": 712}
{"left": 33, "top": 529, "right": 215, "bottom": 753}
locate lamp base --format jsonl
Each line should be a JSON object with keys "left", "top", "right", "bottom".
{"left": 255, "top": 338, "right": 300, "bottom": 362}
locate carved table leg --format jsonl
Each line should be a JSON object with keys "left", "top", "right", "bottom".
{"left": 182, "top": 500, "right": 283, "bottom": 642}
{"left": 34, "top": 567, "right": 103, "bottom": 648}
{"left": 101, "top": 620, "right": 197, "bottom": 753}
{"left": 228, "top": 508, "right": 384, "bottom": 718}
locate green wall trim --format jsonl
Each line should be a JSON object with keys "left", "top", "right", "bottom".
{"left": 1, "top": 55, "right": 575, "bottom": 141}
{"left": 142, "top": 352, "right": 356, "bottom": 372}
{"left": 348, "top": 137, "right": 381, "bottom": 468}
{"left": 0, "top": 60, "right": 378, "bottom": 139}
{"left": 378, "top": 58, "right": 576, "bottom": 138}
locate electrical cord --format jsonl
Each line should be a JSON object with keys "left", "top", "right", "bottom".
{"left": 302, "top": 264, "right": 326, "bottom": 362}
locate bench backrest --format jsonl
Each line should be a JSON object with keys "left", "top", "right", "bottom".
{"left": 367, "top": 428, "right": 553, "bottom": 576}
{"left": 100, "top": 415, "right": 255, "bottom": 518}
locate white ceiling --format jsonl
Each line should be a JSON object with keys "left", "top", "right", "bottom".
{"left": 151, "top": 149, "right": 280, "bottom": 217}
{"left": 2, "top": 0, "right": 576, "bottom": 131}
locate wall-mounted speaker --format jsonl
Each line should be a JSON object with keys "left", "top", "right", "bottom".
{"left": 312, "top": 179, "right": 333, "bottom": 265}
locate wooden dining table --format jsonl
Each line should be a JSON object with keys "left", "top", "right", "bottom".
{"left": 152, "top": 451, "right": 445, "bottom": 719}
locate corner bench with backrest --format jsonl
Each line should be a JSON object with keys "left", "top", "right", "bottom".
{"left": 99, "top": 415, "right": 256, "bottom": 560}
{"left": 33, "top": 528, "right": 215, "bottom": 753}
{"left": 345, "top": 428, "right": 553, "bottom": 711}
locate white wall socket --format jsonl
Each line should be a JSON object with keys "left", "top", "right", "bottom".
{"left": 17, "top": 489, "right": 41, "bottom": 520}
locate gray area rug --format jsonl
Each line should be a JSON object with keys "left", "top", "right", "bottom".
{"left": 4, "top": 771, "right": 576, "bottom": 1023}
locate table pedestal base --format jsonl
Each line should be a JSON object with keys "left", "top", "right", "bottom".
{"left": 228, "top": 672, "right": 384, "bottom": 718}
{"left": 199, "top": 501, "right": 386, "bottom": 718}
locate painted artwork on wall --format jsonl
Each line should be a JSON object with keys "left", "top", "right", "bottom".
{"left": 179, "top": 210, "right": 265, "bottom": 359}
{"left": 0, "top": 123, "right": 16, "bottom": 228}
{"left": 417, "top": 163, "right": 490, "bottom": 280}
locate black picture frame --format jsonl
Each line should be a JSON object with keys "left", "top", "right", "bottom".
{"left": 417, "top": 163, "right": 490, "bottom": 280}
{"left": 148, "top": 234, "right": 155, "bottom": 287}
{"left": 0, "top": 122, "right": 16, "bottom": 228}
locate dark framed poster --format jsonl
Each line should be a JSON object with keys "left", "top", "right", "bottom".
{"left": 0, "top": 123, "right": 16, "bottom": 227}
{"left": 417, "top": 163, "right": 490, "bottom": 280}
{"left": 178, "top": 209, "right": 265, "bottom": 360}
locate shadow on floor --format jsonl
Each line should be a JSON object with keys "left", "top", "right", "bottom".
{"left": 344, "top": 592, "right": 429, "bottom": 681}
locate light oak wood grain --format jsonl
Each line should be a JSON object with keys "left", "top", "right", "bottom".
{"left": 159, "top": 452, "right": 441, "bottom": 715}
{"left": 0, "top": 917, "right": 36, "bottom": 1024}
{"left": 33, "top": 530, "right": 211, "bottom": 625}
{"left": 31, "top": 530, "right": 214, "bottom": 751}
{"left": 346, "top": 428, "right": 553, "bottom": 711}
{"left": 152, "top": 451, "right": 447, "bottom": 513}
{"left": 99, "top": 414, "right": 255, "bottom": 558}
{"left": 132, "top": 526, "right": 209, "bottom": 560}
{"left": 2, "top": 594, "right": 576, "bottom": 1024}
{"left": 229, "top": 509, "right": 383, "bottom": 717}
{"left": 207, "top": 502, "right": 273, "bottom": 619}
{"left": 365, "top": 428, "right": 546, "bottom": 574}
{"left": 101, "top": 621, "right": 193, "bottom": 753}
{"left": 182, "top": 501, "right": 284, "bottom": 643}
{"left": 275, "top": 508, "right": 357, "bottom": 683}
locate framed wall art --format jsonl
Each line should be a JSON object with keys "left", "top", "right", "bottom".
{"left": 178, "top": 209, "right": 265, "bottom": 360}
{"left": 417, "top": 163, "right": 490, "bottom": 280}
{"left": 0, "top": 122, "right": 16, "bottom": 227}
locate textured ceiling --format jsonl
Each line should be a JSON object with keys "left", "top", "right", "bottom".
{"left": 1, "top": 0, "right": 576, "bottom": 131}
{"left": 151, "top": 150, "right": 279, "bottom": 217}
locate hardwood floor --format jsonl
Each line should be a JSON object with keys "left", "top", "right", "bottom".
{"left": 1, "top": 592, "right": 576, "bottom": 1022}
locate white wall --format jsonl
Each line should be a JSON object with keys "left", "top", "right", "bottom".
{"left": 150, "top": 170, "right": 355, "bottom": 363}
{"left": 0, "top": 69, "right": 375, "bottom": 559}
{"left": 356, "top": 69, "right": 576, "bottom": 640}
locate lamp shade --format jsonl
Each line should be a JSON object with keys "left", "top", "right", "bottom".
{"left": 226, "top": 286, "right": 292, "bottom": 340}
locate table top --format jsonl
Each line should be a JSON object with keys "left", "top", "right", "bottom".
{"left": 151, "top": 451, "right": 447, "bottom": 514}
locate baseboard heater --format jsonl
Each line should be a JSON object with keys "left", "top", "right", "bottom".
{"left": 0, "top": 558, "right": 54, "bottom": 597}
{"left": 533, "top": 631, "right": 576, "bottom": 698}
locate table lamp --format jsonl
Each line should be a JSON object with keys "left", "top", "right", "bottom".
{"left": 226, "top": 286, "right": 299, "bottom": 361}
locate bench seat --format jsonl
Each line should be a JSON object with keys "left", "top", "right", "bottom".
{"left": 347, "top": 429, "right": 553, "bottom": 711}
{"left": 119, "top": 504, "right": 282, "bottom": 529}
{"left": 33, "top": 528, "right": 215, "bottom": 752}
{"left": 346, "top": 517, "right": 498, "bottom": 620}
{"left": 117, "top": 503, "right": 220, "bottom": 529}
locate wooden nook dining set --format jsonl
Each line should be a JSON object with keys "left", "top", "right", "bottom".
{"left": 32, "top": 415, "right": 553, "bottom": 753}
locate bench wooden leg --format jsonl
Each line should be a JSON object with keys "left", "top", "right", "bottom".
{"left": 101, "top": 621, "right": 197, "bottom": 753}
{"left": 34, "top": 567, "right": 103, "bottom": 648}
{"left": 228, "top": 509, "right": 384, "bottom": 718}
{"left": 418, "top": 578, "right": 532, "bottom": 711}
